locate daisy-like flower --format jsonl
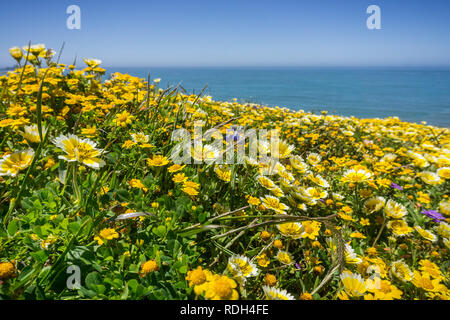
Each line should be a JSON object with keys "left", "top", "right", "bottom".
{"left": 340, "top": 271, "right": 367, "bottom": 297}
{"left": 19, "top": 124, "right": 47, "bottom": 143}
{"left": 298, "top": 187, "right": 328, "bottom": 205}
{"left": 387, "top": 219, "right": 413, "bottom": 237}
{"left": 9, "top": 47, "right": 22, "bottom": 61}
{"left": 168, "top": 164, "right": 185, "bottom": 173}
{"left": 269, "top": 186, "right": 284, "bottom": 198}
{"left": 277, "top": 222, "right": 305, "bottom": 239}
{"left": 418, "top": 259, "right": 443, "bottom": 280}
{"left": 258, "top": 140, "right": 271, "bottom": 156}
{"left": 23, "top": 43, "right": 46, "bottom": 56}
{"left": 344, "top": 243, "right": 362, "bottom": 264}
{"left": 419, "top": 171, "right": 442, "bottom": 185}
{"left": 257, "top": 175, "right": 276, "bottom": 189}
{"left": 363, "top": 197, "right": 386, "bottom": 214}
{"left": 364, "top": 278, "right": 403, "bottom": 300}
{"left": 192, "top": 144, "right": 221, "bottom": 164}
{"left": 414, "top": 226, "right": 438, "bottom": 242}
{"left": 81, "top": 125, "right": 97, "bottom": 138}
{"left": 301, "top": 221, "right": 322, "bottom": 240}
{"left": 306, "top": 153, "right": 321, "bottom": 166}
{"left": 183, "top": 180, "right": 200, "bottom": 189}
{"left": 434, "top": 222, "right": 450, "bottom": 238}
{"left": 327, "top": 238, "right": 362, "bottom": 264}
{"left": 411, "top": 271, "right": 443, "bottom": 292}
{"left": 112, "top": 110, "right": 134, "bottom": 127}
{"left": 439, "top": 200, "right": 450, "bottom": 216}
{"left": 214, "top": 166, "right": 231, "bottom": 182}
{"left": 290, "top": 155, "right": 308, "bottom": 173}
{"left": 260, "top": 195, "right": 289, "bottom": 214}
{"left": 407, "top": 151, "right": 429, "bottom": 168}
{"left": 390, "top": 260, "right": 413, "bottom": 282}
{"left": 262, "top": 286, "right": 295, "bottom": 300}
{"left": 128, "top": 179, "right": 148, "bottom": 192}
{"left": 131, "top": 132, "right": 149, "bottom": 144}
{"left": 332, "top": 193, "right": 344, "bottom": 201}
{"left": 384, "top": 199, "right": 407, "bottom": 219}
{"left": 94, "top": 228, "right": 119, "bottom": 245}
{"left": 0, "top": 149, "right": 34, "bottom": 177}
{"left": 436, "top": 167, "right": 450, "bottom": 179}
{"left": 248, "top": 196, "right": 261, "bottom": 206}
{"left": 172, "top": 173, "right": 188, "bottom": 183}
{"left": 279, "top": 169, "right": 295, "bottom": 182}
{"left": 306, "top": 173, "right": 330, "bottom": 188}
{"left": 436, "top": 157, "right": 450, "bottom": 168}
{"left": 147, "top": 154, "right": 169, "bottom": 166}
{"left": 342, "top": 166, "right": 372, "bottom": 183}
{"left": 182, "top": 186, "right": 199, "bottom": 196}
{"left": 83, "top": 58, "right": 102, "bottom": 68}
{"left": 227, "top": 255, "right": 258, "bottom": 280}
{"left": 276, "top": 250, "right": 293, "bottom": 265}
{"left": 53, "top": 134, "right": 105, "bottom": 169}
{"left": 276, "top": 140, "right": 295, "bottom": 159}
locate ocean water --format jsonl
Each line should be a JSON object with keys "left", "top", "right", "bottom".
{"left": 107, "top": 67, "right": 450, "bottom": 128}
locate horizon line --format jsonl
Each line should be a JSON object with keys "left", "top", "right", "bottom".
{"left": 2, "top": 64, "right": 450, "bottom": 70}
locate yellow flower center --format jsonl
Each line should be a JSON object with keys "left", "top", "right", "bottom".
{"left": 214, "top": 278, "right": 232, "bottom": 298}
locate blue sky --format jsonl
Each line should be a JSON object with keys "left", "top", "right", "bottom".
{"left": 1, "top": 0, "right": 450, "bottom": 67}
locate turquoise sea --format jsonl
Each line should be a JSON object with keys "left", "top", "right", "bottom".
{"left": 108, "top": 67, "right": 450, "bottom": 128}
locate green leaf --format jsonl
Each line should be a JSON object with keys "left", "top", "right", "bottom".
{"left": 30, "top": 250, "right": 49, "bottom": 264}
{"left": 68, "top": 221, "right": 81, "bottom": 234}
{"left": 152, "top": 225, "right": 166, "bottom": 238}
{"left": 85, "top": 271, "right": 102, "bottom": 291}
{"left": 198, "top": 211, "right": 207, "bottom": 223}
{"left": 7, "top": 219, "right": 19, "bottom": 236}
{"left": 127, "top": 279, "right": 139, "bottom": 293}
{"left": 178, "top": 265, "right": 188, "bottom": 274}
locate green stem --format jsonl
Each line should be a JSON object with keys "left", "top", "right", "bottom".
{"left": 72, "top": 162, "right": 81, "bottom": 205}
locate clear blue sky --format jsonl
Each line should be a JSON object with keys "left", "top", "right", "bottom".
{"left": 1, "top": 0, "right": 450, "bottom": 67}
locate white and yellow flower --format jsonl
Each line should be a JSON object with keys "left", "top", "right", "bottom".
{"left": 390, "top": 260, "right": 413, "bottom": 282}
{"left": 277, "top": 222, "right": 304, "bottom": 239}
{"left": 83, "top": 58, "right": 102, "bottom": 68}
{"left": 419, "top": 171, "right": 442, "bottom": 185}
{"left": 414, "top": 226, "right": 437, "bottom": 242}
{"left": 227, "top": 255, "right": 258, "bottom": 280}
{"left": 340, "top": 271, "right": 366, "bottom": 297}
{"left": 342, "top": 167, "right": 372, "bottom": 183}
{"left": 384, "top": 199, "right": 407, "bottom": 219}
{"left": 260, "top": 195, "right": 289, "bottom": 214}
{"left": 19, "top": 124, "right": 47, "bottom": 143}
{"left": 363, "top": 197, "right": 385, "bottom": 214}
{"left": 53, "top": 134, "right": 105, "bottom": 169}
{"left": 0, "top": 149, "right": 35, "bottom": 177}
{"left": 262, "top": 286, "right": 295, "bottom": 300}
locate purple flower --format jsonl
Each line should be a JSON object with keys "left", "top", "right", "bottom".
{"left": 226, "top": 126, "right": 242, "bottom": 142}
{"left": 295, "top": 263, "right": 302, "bottom": 270}
{"left": 421, "top": 210, "right": 446, "bottom": 223}
{"left": 390, "top": 182, "right": 403, "bottom": 191}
